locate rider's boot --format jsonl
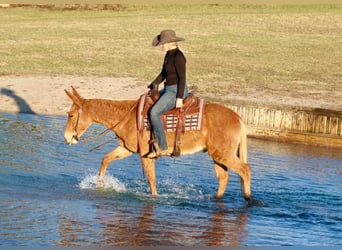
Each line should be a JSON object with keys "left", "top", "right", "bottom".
{"left": 145, "top": 142, "right": 170, "bottom": 159}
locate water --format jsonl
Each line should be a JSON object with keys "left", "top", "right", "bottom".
{"left": 0, "top": 112, "right": 341, "bottom": 246}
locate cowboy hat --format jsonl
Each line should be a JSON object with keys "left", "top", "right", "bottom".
{"left": 152, "top": 29, "right": 185, "bottom": 47}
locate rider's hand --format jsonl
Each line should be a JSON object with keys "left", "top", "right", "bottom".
{"left": 176, "top": 98, "right": 183, "bottom": 108}
{"left": 148, "top": 83, "right": 158, "bottom": 90}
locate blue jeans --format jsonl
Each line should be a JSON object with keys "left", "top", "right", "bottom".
{"left": 149, "top": 84, "right": 189, "bottom": 150}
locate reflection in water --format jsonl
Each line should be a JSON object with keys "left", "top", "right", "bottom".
{"left": 97, "top": 203, "right": 161, "bottom": 246}
{"left": 56, "top": 200, "right": 249, "bottom": 246}
{"left": 200, "top": 202, "right": 248, "bottom": 246}
{"left": 0, "top": 113, "right": 341, "bottom": 246}
{"left": 58, "top": 214, "right": 85, "bottom": 246}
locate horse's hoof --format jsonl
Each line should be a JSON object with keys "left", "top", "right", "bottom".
{"left": 96, "top": 176, "right": 105, "bottom": 188}
{"left": 215, "top": 194, "right": 224, "bottom": 199}
{"left": 247, "top": 198, "right": 267, "bottom": 207}
{"left": 244, "top": 195, "right": 252, "bottom": 202}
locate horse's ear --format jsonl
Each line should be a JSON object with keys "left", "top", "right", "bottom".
{"left": 71, "top": 86, "right": 83, "bottom": 100}
{"left": 64, "top": 88, "right": 83, "bottom": 107}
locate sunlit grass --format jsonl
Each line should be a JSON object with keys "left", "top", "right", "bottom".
{"left": 0, "top": 3, "right": 341, "bottom": 97}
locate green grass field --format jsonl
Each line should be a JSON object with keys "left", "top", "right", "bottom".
{"left": 0, "top": 2, "right": 341, "bottom": 96}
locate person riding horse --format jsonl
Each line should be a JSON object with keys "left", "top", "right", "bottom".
{"left": 145, "top": 29, "right": 189, "bottom": 159}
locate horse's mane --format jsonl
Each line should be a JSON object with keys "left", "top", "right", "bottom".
{"left": 84, "top": 98, "right": 137, "bottom": 123}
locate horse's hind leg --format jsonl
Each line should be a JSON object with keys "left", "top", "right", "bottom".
{"left": 228, "top": 157, "right": 252, "bottom": 201}
{"left": 214, "top": 162, "right": 229, "bottom": 199}
{"left": 239, "top": 164, "right": 251, "bottom": 202}
{"left": 216, "top": 156, "right": 251, "bottom": 201}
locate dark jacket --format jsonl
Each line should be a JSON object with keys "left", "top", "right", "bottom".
{"left": 151, "top": 48, "right": 186, "bottom": 99}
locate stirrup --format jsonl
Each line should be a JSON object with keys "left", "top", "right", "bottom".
{"left": 144, "top": 149, "right": 170, "bottom": 159}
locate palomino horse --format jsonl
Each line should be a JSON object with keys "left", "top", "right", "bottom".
{"left": 64, "top": 86, "right": 252, "bottom": 201}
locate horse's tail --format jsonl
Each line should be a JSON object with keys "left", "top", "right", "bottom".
{"left": 238, "top": 119, "right": 248, "bottom": 163}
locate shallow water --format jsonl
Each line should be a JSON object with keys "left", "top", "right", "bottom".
{"left": 0, "top": 112, "right": 341, "bottom": 246}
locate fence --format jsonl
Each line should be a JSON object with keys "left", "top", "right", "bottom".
{"left": 226, "top": 103, "right": 342, "bottom": 149}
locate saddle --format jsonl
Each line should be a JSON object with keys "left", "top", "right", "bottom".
{"left": 137, "top": 90, "right": 205, "bottom": 156}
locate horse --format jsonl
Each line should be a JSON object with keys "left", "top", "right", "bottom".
{"left": 64, "top": 86, "right": 252, "bottom": 201}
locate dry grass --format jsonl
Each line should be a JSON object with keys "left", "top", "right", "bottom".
{"left": 0, "top": 4, "right": 341, "bottom": 101}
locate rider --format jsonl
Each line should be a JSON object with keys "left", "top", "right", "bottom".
{"left": 145, "top": 29, "right": 189, "bottom": 159}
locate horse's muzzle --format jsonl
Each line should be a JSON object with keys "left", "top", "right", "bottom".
{"left": 70, "top": 135, "right": 79, "bottom": 145}
{"left": 64, "top": 132, "right": 79, "bottom": 145}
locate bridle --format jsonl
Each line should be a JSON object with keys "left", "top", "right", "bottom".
{"left": 69, "top": 105, "right": 83, "bottom": 142}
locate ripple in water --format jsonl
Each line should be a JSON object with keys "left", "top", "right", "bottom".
{"left": 1, "top": 113, "right": 341, "bottom": 246}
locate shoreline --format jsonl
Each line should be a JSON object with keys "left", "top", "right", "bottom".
{"left": 1, "top": 75, "right": 341, "bottom": 149}
{"left": 1, "top": 75, "right": 341, "bottom": 116}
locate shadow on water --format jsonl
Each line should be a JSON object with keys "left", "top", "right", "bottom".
{"left": 1, "top": 88, "right": 36, "bottom": 114}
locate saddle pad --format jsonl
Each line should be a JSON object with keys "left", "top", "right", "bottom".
{"left": 143, "top": 99, "right": 205, "bottom": 132}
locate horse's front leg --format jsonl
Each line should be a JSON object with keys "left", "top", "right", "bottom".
{"left": 141, "top": 158, "right": 157, "bottom": 196}
{"left": 99, "top": 146, "right": 133, "bottom": 177}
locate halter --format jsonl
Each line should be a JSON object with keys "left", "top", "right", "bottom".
{"left": 69, "top": 104, "right": 83, "bottom": 142}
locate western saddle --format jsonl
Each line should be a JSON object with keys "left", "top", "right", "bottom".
{"left": 137, "top": 90, "right": 205, "bottom": 156}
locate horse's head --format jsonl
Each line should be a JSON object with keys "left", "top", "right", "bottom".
{"left": 64, "top": 86, "right": 92, "bottom": 145}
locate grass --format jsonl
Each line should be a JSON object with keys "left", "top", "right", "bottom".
{"left": 0, "top": 3, "right": 341, "bottom": 98}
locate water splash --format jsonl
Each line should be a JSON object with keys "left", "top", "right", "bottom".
{"left": 78, "top": 174, "right": 126, "bottom": 192}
